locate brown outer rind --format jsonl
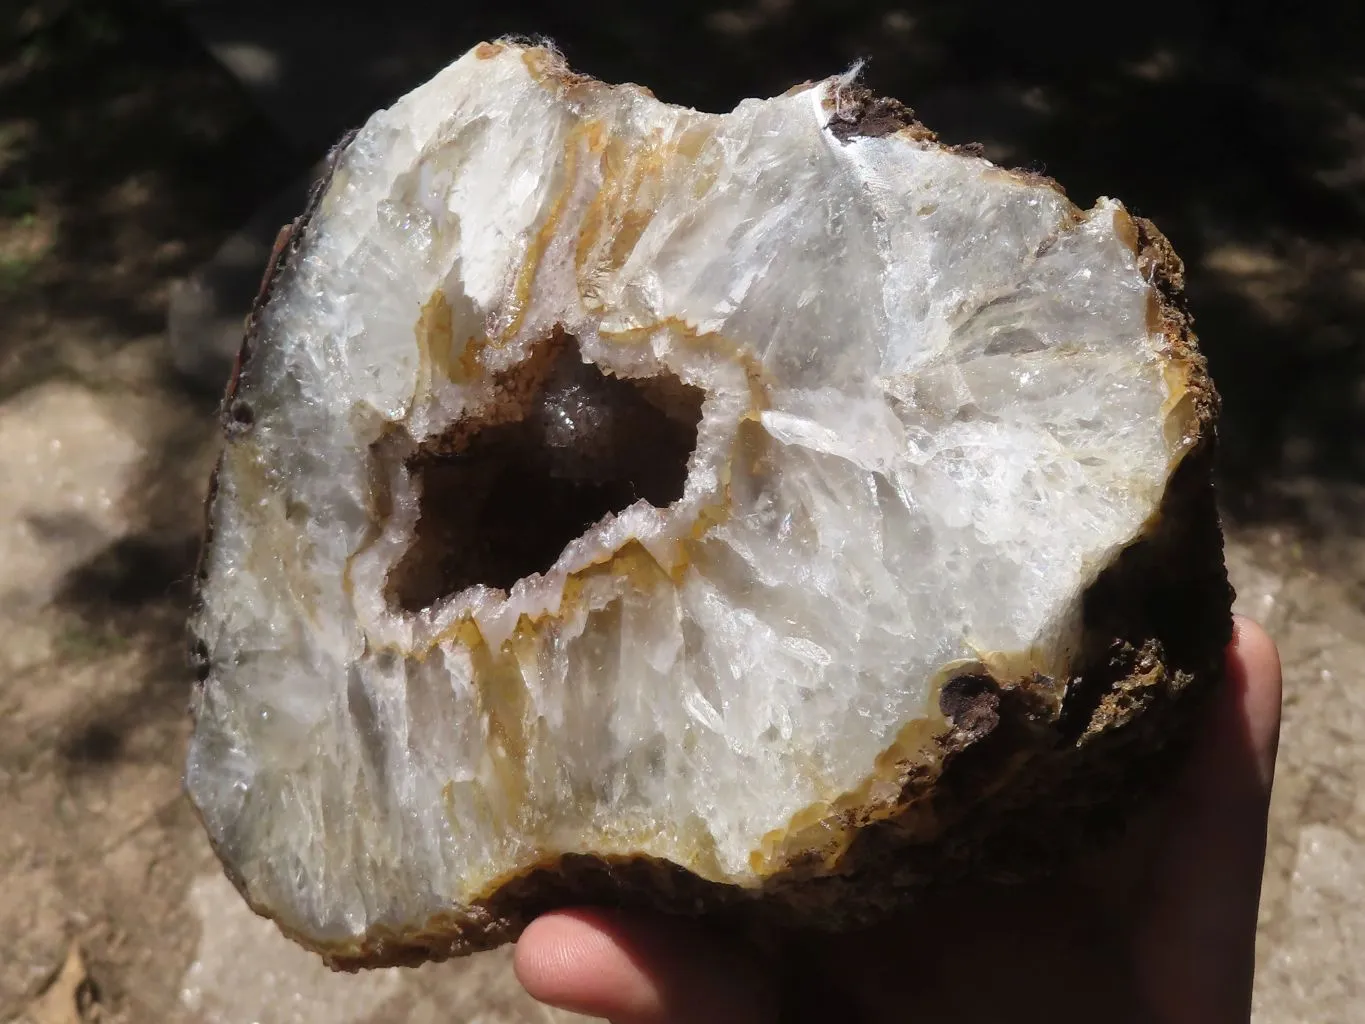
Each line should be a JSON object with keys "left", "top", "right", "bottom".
{"left": 188, "top": 131, "right": 356, "bottom": 671}
{"left": 187, "top": 59, "right": 1232, "bottom": 971}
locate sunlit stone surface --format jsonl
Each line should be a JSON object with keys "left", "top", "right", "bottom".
{"left": 186, "top": 41, "right": 1207, "bottom": 960}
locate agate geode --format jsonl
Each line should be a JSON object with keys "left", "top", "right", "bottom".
{"left": 186, "top": 41, "right": 1231, "bottom": 968}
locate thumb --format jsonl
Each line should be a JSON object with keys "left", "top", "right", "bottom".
{"left": 1132, "top": 616, "right": 1282, "bottom": 1024}
{"left": 514, "top": 908, "right": 776, "bottom": 1023}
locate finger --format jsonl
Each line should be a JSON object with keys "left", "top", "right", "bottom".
{"left": 513, "top": 908, "right": 775, "bottom": 1024}
{"left": 1133, "top": 615, "right": 1283, "bottom": 1024}
{"left": 1228, "top": 615, "right": 1283, "bottom": 787}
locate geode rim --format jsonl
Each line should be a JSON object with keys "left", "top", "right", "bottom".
{"left": 186, "top": 41, "right": 1230, "bottom": 970}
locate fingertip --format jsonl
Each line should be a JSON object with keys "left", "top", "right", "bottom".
{"left": 514, "top": 909, "right": 773, "bottom": 1024}
{"left": 514, "top": 909, "right": 654, "bottom": 1017}
{"left": 1228, "top": 615, "right": 1283, "bottom": 786}
{"left": 1130, "top": 615, "right": 1284, "bottom": 1021}
{"left": 1229, "top": 615, "right": 1281, "bottom": 688}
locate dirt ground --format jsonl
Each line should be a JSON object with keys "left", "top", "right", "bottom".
{"left": 1, "top": 1, "right": 1363, "bottom": 1022}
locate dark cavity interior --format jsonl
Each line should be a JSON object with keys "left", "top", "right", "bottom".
{"left": 387, "top": 335, "right": 704, "bottom": 612}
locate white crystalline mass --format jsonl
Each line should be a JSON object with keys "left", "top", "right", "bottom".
{"left": 187, "top": 43, "right": 1190, "bottom": 947}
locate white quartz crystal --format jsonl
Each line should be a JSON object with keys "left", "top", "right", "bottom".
{"left": 187, "top": 42, "right": 1198, "bottom": 955}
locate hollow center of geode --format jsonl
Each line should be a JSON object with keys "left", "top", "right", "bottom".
{"left": 386, "top": 335, "right": 704, "bottom": 611}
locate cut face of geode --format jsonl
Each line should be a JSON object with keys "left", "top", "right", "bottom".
{"left": 186, "top": 42, "right": 1228, "bottom": 967}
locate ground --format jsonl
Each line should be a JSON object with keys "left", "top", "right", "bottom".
{"left": 0, "top": 1, "right": 1363, "bottom": 1022}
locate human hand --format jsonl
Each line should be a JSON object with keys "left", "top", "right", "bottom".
{"left": 514, "top": 616, "right": 1282, "bottom": 1024}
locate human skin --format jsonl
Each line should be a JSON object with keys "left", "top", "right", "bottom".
{"left": 514, "top": 616, "right": 1282, "bottom": 1024}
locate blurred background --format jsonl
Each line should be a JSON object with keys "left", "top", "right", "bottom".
{"left": 1, "top": 0, "right": 1362, "bottom": 1020}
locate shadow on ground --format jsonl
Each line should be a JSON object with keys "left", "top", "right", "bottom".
{"left": 0, "top": 0, "right": 301, "bottom": 822}
{"left": 0, "top": 0, "right": 300, "bottom": 389}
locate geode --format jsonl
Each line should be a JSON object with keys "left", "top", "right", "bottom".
{"left": 186, "top": 41, "right": 1231, "bottom": 969}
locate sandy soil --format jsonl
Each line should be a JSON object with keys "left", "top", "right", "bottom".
{"left": 1, "top": 1, "right": 1363, "bottom": 1022}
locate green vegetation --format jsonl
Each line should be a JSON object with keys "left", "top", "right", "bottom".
{"left": 53, "top": 619, "right": 131, "bottom": 662}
